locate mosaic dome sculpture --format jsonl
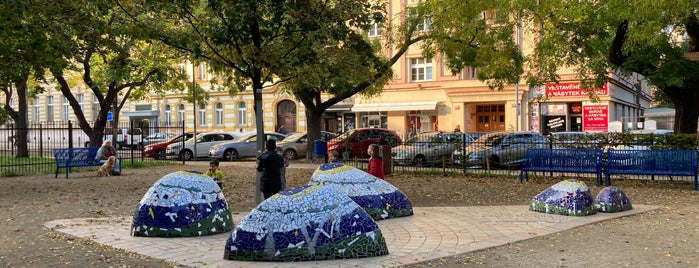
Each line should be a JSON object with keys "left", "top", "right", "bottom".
{"left": 131, "top": 171, "right": 233, "bottom": 237}
{"left": 309, "top": 162, "right": 413, "bottom": 220}
{"left": 224, "top": 185, "right": 389, "bottom": 262}
{"left": 530, "top": 179, "right": 596, "bottom": 216}
{"left": 595, "top": 186, "right": 633, "bottom": 213}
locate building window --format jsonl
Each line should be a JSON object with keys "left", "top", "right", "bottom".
{"left": 92, "top": 95, "right": 99, "bottom": 121}
{"left": 197, "top": 103, "right": 206, "bottom": 126}
{"left": 164, "top": 104, "right": 171, "bottom": 126}
{"left": 62, "top": 96, "right": 69, "bottom": 121}
{"left": 215, "top": 103, "right": 223, "bottom": 126}
{"left": 237, "top": 102, "right": 246, "bottom": 125}
{"left": 177, "top": 104, "right": 185, "bottom": 126}
{"left": 410, "top": 57, "right": 433, "bottom": 82}
{"left": 33, "top": 98, "right": 39, "bottom": 122}
{"left": 368, "top": 20, "right": 382, "bottom": 37}
{"left": 408, "top": 9, "right": 432, "bottom": 32}
{"left": 77, "top": 94, "right": 84, "bottom": 112}
{"left": 47, "top": 96, "right": 54, "bottom": 122}
{"left": 417, "top": 17, "right": 432, "bottom": 32}
{"left": 196, "top": 63, "right": 206, "bottom": 80}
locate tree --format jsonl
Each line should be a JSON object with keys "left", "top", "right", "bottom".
{"left": 0, "top": 1, "right": 57, "bottom": 157}
{"left": 280, "top": 1, "right": 528, "bottom": 158}
{"left": 41, "top": 0, "right": 187, "bottom": 146}
{"left": 526, "top": 1, "right": 699, "bottom": 133}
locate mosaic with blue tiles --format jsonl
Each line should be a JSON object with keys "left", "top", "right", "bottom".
{"left": 309, "top": 163, "right": 413, "bottom": 220}
{"left": 224, "top": 185, "right": 389, "bottom": 262}
{"left": 595, "top": 186, "right": 633, "bottom": 213}
{"left": 131, "top": 171, "right": 233, "bottom": 237}
{"left": 530, "top": 179, "right": 596, "bottom": 216}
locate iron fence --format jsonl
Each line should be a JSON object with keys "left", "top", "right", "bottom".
{"left": 0, "top": 121, "right": 186, "bottom": 176}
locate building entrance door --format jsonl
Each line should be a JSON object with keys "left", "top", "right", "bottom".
{"left": 475, "top": 104, "right": 505, "bottom": 132}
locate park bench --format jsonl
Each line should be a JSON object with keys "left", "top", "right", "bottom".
{"left": 53, "top": 147, "right": 119, "bottom": 178}
{"left": 520, "top": 148, "right": 604, "bottom": 184}
{"left": 604, "top": 149, "right": 698, "bottom": 191}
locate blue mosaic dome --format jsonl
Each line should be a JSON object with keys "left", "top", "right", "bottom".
{"left": 530, "top": 179, "right": 596, "bottom": 216}
{"left": 224, "top": 185, "right": 389, "bottom": 262}
{"left": 309, "top": 162, "right": 413, "bottom": 220}
{"left": 595, "top": 186, "right": 633, "bottom": 213}
{"left": 131, "top": 171, "right": 233, "bottom": 237}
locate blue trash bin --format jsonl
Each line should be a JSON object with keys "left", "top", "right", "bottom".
{"left": 314, "top": 139, "right": 327, "bottom": 158}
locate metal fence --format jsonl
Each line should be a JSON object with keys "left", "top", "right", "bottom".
{"left": 0, "top": 121, "right": 186, "bottom": 176}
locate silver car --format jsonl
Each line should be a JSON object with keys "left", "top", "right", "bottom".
{"left": 276, "top": 131, "right": 336, "bottom": 159}
{"left": 452, "top": 131, "right": 549, "bottom": 168}
{"left": 392, "top": 132, "right": 470, "bottom": 166}
{"left": 209, "top": 132, "right": 286, "bottom": 161}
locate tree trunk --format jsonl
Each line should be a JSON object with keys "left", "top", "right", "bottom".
{"left": 305, "top": 108, "right": 324, "bottom": 161}
{"left": 11, "top": 78, "right": 30, "bottom": 157}
{"left": 667, "top": 83, "right": 699, "bottom": 133}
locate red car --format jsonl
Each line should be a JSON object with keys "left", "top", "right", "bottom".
{"left": 326, "top": 128, "right": 401, "bottom": 159}
{"left": 142, "top": 132, "right": 194, "bottom": 160}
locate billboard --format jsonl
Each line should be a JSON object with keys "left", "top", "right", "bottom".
{"left": 583, "top": 104, "right": 609, "bottom": 132}
{"left": 546, "top": 82, "right": 608, "bottom": 97}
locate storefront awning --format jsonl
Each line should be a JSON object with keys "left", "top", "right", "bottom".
{"left": 351, "top": 101, "right": 439, "bottom": 112}
{"left": 123, "top": 110, "right": 160, "bottom": 117}
{"left": 325, "top": 103, "right": 353, "bottom": 112}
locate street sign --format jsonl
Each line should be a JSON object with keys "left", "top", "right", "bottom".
{"left": 107, "top": 111, "right": 113, "bottom": 121}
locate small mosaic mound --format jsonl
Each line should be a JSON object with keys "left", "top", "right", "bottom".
{"left": 309, "top": 162, "right": 413, "bottom": 220}
{"left": 131, "top": 171, "right": 233, "bottom": 237}
{"left": 224, "top": 185, "right": 388, "bottom": 262}
{"left": 595, "top": 186, "right": 633, "bottom": 213}
{"left": 530, "top": 179, "right": 596, "bottom": 216}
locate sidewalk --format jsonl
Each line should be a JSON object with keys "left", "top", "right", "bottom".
{"left": 45, "top": 205, "right": 656, "bottom": 268}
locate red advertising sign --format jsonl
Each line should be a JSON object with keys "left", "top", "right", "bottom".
{"left": 545, "top": 82, "right": 608, "bottom": 97}
{"left": 583, "top": 105, "right": 608, "bottom": 132}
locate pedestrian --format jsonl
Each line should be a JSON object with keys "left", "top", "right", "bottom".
{"left": 328, "top": 150, "right": 340, "bottom": 163}
{"left": 275, "top": 147, "right": 288, "bottom": 190}
{"left": 367, "top": 144, "right": 384, "bottom": 179}
{"left": 95, "top": 140, "right": 120, "bottom": 175}
{"left": 257, "top": 139, "right": 285, "bottom": 199}
{"left": 206, "top": 159, "right": 224, "bottom": 189}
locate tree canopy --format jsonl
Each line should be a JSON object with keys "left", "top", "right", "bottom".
{"left": 526, "top": 0, "right": 699, "bottom": 133}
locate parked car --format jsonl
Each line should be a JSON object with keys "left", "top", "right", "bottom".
{"left": 452, "top": 131, "right": 549, "bottom": 168}
{"left": 392, "top": 132, "right": 468, "bottom": 166}
{"left": 209, "top": 132, "right": 286, "bottom": 161}
{"left": 166, "top": 132, "right": 237, "bottom": 161}
{"left": 276, "top": 131, "right": 337, "bottom": 159}
{"left": 549, "top": 131, "right": 600, "bottom": 149}
{"left": 326, "top": 128, "right": 401, "bottom": 159}
{"left": 84, "top": 128, "right": 143, "bottom": 149}
{"left": 139, "top": 132, "right": 177, "bottom": 148}
{"left": 142, "top": 132, "right": 194, "bottom": 160}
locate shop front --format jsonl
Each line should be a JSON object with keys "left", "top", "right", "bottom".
{"left": 531, "top": 82, "right": 612, "bottom": 134}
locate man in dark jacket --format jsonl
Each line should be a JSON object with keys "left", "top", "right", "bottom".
{"left": 257, "top": 139, "right": 285, "bottom": 199}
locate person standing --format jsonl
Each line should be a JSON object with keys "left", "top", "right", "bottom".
{"left": 367, "top": 144, "right": 384, "bottom": 179}
{"left": 257, "top": 140, "right": 284, "bottom": 199}
{"left": 95, "top": 140, "right": 120, "bottom": 175}
{"left": 274, "top": 147, "right": 289, "bottom": 190}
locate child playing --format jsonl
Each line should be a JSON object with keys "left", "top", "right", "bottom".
{"left": 328, "top": 150, "right": 340, "bottom": 163}
{"left": 275, "top": 147, "right": 289, "bottom": 190}
{"left": 206, "top": 159, "right": 224, "bottom": 189}
{"left": 367, "top": 144, "right": 384, "bottom": 179}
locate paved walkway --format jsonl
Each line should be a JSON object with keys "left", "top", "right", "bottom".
{"left": 44, "top": 205, "right": 656, "bottom": 268}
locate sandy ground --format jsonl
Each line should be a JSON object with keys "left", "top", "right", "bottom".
{"left": 1, "top": 160, "right": 698, "bottom": 267}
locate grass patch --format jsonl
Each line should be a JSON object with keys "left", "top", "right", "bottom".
{"left": 0, "top": 157, "right": 180, "bottom": 177}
